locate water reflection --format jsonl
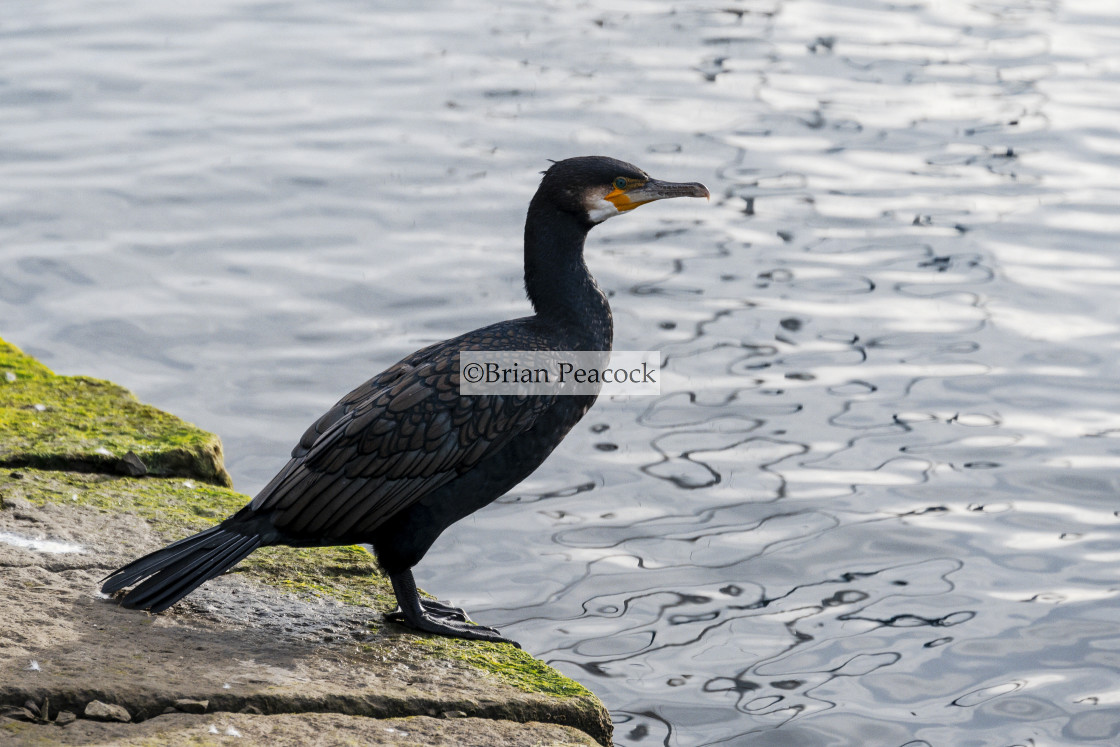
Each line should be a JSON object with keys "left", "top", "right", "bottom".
{"left": 3, "top": 0, "right": 1120, "bottom": 744}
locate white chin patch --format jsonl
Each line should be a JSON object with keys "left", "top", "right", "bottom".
{"left": 586, "top": 198, "right": 620, "bottom": 224}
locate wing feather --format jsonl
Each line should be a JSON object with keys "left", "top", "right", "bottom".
{"left": 249, "top": 322, "right": 556, "bottom": 541}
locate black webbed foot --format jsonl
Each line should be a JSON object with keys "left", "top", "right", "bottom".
{"left": 386, "top": 597, "right": 469, "bottom": 624}
{"left": 394, "top": 608, "right": 520, "bottom": 647}
{"left": 387, "top": 570, "right": 520, "bottom": 648}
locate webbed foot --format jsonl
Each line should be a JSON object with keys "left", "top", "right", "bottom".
{"left": 387, "top": 570, "right": 520, "bottom": 648}
{"left": 386, "top": 597, "right": 469, "bottom": 624}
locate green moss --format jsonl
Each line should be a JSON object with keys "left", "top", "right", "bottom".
{"left": 0, "top": 337, "right": 231, "bottom": 486}
{"left": 241, "top": 545, "right": 397, "bottom": 612}
{"left": 415, "top": 638, "right": 593, "bottom": 699}
{"left": 2, "top": 468, "right": 242, "bottom": 535}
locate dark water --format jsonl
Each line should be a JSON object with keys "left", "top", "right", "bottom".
{"left": 3, "top": 0, "right": 1120, "bottom": 744}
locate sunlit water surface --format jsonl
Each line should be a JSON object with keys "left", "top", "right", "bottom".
{"left": 3, "top": 1, "right": 1120, "bottom": 744}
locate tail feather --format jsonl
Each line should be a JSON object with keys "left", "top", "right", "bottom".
{"left": 101, "top": 527, "right": 262, "bottom": 612}
{"left": 136, "top": 535, "right": 260, "bottom": 613}
{"left": 101, "top": 526, "right": 225, "bottom": 594}
{"left": 124, "top": 534, "right": 259, "bottom": 613}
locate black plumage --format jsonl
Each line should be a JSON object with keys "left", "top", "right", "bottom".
{"left": 102, "top": 156, "right": 709, "bottom": 645}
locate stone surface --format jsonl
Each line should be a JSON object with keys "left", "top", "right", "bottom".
{"left": 0, "top": 478, "right": 610, "bottom": 745}
{"left": 1, "top": 712, "right": 600, "bottom": 746}
{"left": 83, "top": 701, "right": 131, "bottom": 723}
{"left": 172, "top": 699, "right": 209, "bottom": 714}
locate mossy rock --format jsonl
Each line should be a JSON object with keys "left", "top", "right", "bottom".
{"left": 0, "top": 337, "right": 231, "bottom": 486}
{"left": 1, "top": 468, "right": 594, "bottom": 703}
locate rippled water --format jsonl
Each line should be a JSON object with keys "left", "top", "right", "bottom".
{"left": 4, "top": 0, "right": 1120, "bottom": 744}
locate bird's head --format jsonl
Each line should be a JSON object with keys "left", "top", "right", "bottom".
{"left": 537, "top": 156, "right": 710, "bottom": 226}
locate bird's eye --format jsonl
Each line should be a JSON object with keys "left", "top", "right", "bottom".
{"left": 614, "top": 177, "right": 627, "bottom": 190}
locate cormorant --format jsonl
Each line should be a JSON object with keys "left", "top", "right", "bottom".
{"left": 101, "top": 156, "right": 709, "bottom": 646}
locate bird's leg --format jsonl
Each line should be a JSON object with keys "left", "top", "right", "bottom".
{"left": 386, "top": 570, "right": 520, "bottom": 648}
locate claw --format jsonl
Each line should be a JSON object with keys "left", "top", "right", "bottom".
{"left": 386, "top": 598, "right": 470, "bottom": 624}
{"left": 396, "top": 611, "right": 520, "bottom": 647}
{"left": 422, "top": 598, "right": 471, "bottom": 622}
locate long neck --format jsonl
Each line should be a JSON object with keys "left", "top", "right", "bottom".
{"left": 523, "top": 197, "right": 613, "bottom": 350}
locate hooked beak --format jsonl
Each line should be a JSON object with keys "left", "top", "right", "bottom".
{"left": 605, "top": 178, "right": 711, "bottom": 212}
